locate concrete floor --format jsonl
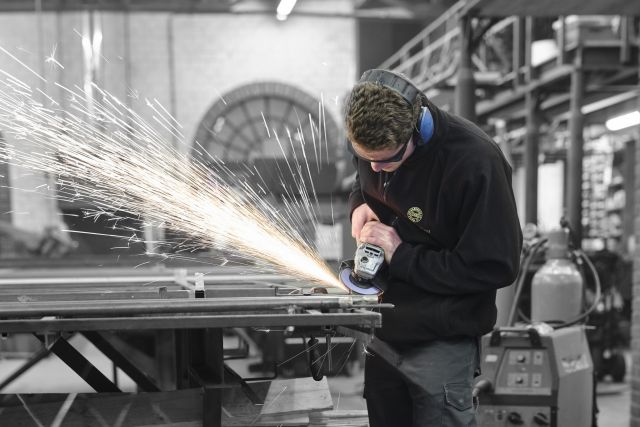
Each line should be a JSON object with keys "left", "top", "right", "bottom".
{"left": 0, "top": 334, "right": 632, "bottom": 426}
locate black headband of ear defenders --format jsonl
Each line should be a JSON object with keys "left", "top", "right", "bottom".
{"left": 359, "top": 69, "right": 421, "bottom": 107}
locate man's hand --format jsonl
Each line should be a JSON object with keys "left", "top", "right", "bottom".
{"left": 351, "top": 203, "right": 379, "bottom": 241}
{"left": 360, "top": 221, "right": 402, "bottom": 264}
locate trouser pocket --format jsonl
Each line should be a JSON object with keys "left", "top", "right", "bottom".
{"left": 443, "top": 382, "right": 476, "bottom": 426}
{"left": 445, "top": 382, "right": 473, "bottom": 411}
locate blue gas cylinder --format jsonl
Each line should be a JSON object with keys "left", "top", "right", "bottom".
{"left": 531, "top": 229, "right": 583, "bottom": 323}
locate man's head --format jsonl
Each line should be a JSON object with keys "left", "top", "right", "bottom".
{"left": 345, "top": 71, "right": 423, "bottom": 172}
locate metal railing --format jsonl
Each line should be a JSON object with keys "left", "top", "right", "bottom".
{"left": 379, "top": 1, "right": 466, "bottom": 91}
{"left": 379, "top": 0, "right": 637, "bottom": 93}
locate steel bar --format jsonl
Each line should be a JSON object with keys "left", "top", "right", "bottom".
{"left": 335, "top": 325, "right": 376, "bottom": 344}
{"left": 524, "top": 89, "right": 539, "bottom": 224}
{"left": 0, "top": 295, "right": 383, "bottom": 318}
{"left": 190, "top": 329, "right": 223, "bottom": 427}
{"left": 455, "top": 14, "right": 476, "bottom": 122}
{"left": 156, "top": 330, "right": 177, "bottom": 389}
{"left": 82, "top": 331, "right": 160, "bottom": 392}
{"left": 0, "top": 285, "right": 277, "bottom": 302}
{"left": 35, "top": 335, "right": 120, "bottom": 393}
{"left": 0, "top": 290, "right": 190, "bottom": 302}
{"left": 0, "top": 273, "right": 295, "bottom": 287}
{"left": 222, "top": 364, "right": 263, "bottom": 404}
{"left": 0, "top": 312, "right": 383, "bottom": 334}
{"left": 173, "top": 329, "right": 225, "bottom": 427}
{"left": 567, "top": 64, "right": 585, "bottom": 243}
{"left": 556, "top": 16, "right": 566, "bottom": 66}
{"left": 623, "top": 139, "right": 635, "bottom": 249}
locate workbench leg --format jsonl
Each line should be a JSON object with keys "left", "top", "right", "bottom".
{"left": 174, "top": 329, "right": 190, "bottom": 389}
{"left": 203, "top": 386, "right": 222, "bottom": 427}
{"left": 175, "top": 328, "right": 224, "bottom": 427}
{"left": 193, "top": 329, "right": 223, "bottom": 427}
{"left": 156, "top": 330, "right": 177, "bottom": 389}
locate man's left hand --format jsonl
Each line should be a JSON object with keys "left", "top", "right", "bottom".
{"left": 360, "top": 221, "right": 402, "bottom": 264}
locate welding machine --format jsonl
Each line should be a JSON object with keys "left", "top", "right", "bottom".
{"left": 475, "top": 225, "right": 599, "bottom": 426}
{"left": 475, "top": 325, "right": 593, "bottom": 426}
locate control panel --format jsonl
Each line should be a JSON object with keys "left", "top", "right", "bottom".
{"left": 493, "top": 349, "right": 552, "bottom": 395}
{"left": 477, "top": 326, "right": 593, "bottom": 427}
{"left": 477, "top": 405, "right": 551, "bottom": 426}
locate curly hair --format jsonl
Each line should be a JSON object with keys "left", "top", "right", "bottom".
{"left": 344, "top": 81, "right": 422, "bottom": 150}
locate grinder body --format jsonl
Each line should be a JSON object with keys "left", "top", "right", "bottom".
{"left": 354, "top": 243, "right": 385, "bottom": 280}
{"left": 339, "top": 243, "right": 387, "bottom": 295}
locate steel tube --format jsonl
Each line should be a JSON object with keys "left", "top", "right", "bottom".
{"left": 524, "top": 90, "right": 539, "bottom": 224}
{"left": 0, "top": 312, "right": 383, "bottom": 334}
{"left": 0, "top": 273, "right": 296, "bottom": 287}
{"left": 455, "top": 14, "right": 476, "bottom": 122}
{"left": 567, "top": 64, "right": 584, "bottom": 243}
{"left": 0, "top": 295, "right": 383, "bottom": 317}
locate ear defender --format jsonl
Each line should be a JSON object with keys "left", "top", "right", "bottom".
{"left": 359, "top": 69, "right": 434, "bottom": 146}
{"left": 416, "top": 106, "right": 434, "bottom": 146}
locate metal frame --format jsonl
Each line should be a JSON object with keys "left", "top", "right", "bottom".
{"left": 0, "top": 267, "right": 384, "bottom": 427}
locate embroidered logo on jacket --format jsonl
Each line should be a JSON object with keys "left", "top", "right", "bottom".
{"left": 407, "top": 207, "right": 423, "bottom": 223}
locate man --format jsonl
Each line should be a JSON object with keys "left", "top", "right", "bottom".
{"left": 345, "top": 69, "right": 522, "bottom": 426}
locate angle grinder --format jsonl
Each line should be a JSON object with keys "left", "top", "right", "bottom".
{"left": 339, "top": 243, "right": 387, "bottom": 295}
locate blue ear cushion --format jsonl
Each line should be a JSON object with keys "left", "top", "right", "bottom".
{"left": 417, "top": 106, "right": 434, "bottom": 145}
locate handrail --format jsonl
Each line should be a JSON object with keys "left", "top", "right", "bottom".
{"left": 379, "top": 0, "right": 466, "bottom": 70}
{"left": 377, "top": 0, "right": 635, "bottom": 94}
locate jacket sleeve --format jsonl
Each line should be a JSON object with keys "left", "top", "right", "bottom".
{"left": 388, "top": 151, "right": 523, "bottom": 295}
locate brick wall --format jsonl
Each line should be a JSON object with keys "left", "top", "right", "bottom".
{"left": 0, "top": 2, "right": 357, "bottom": 232}
{"left": 169, "top": 11, "right": 356, "bottom": 147}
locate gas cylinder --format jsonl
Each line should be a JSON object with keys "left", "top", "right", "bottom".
{"left": 531, "top": 228, "right": 583, "bottom": 323}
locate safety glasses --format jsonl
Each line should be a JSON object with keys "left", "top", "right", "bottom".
{"left": 347, "top": 136, "right": 411, "bottom": 164}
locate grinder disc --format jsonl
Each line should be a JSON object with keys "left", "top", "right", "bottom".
{"left": 339, "top": 265, "right": 382, "bottom": 295}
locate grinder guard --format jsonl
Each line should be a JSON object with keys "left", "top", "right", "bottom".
{"left": 339, "top": 259, "right": 389, "bottom": 295}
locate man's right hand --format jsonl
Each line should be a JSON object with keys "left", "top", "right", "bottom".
{"left": 351, "top": 203, "right": 379, "bottom": 241}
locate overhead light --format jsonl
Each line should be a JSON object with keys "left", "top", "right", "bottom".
{"left": 276, "top": 0, "right": 297, "bottom": 21}
{"left": 605, "top": 110, "right": 640, "bottom": 131}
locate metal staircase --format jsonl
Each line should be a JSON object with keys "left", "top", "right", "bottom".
{"left": 378, "top": 1, "right": 467, "bottom": 92}
{"left": 377, "top": 0, "right": 639, "bottom": 116}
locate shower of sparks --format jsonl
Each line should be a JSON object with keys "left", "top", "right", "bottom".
{"left": 45, "top": 45, "right": 65, "bottom": 69}
{"left": 0, "top": 59, "right": 346, "bottom": 291}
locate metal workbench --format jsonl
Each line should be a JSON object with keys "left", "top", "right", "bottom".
{"left": 0, "top": 266, "right": 384, "bottom": 426}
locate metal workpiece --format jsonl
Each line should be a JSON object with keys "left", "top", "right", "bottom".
{"left": 0, "top": 272, "right": 297, "bottom": 287}
{"left": 0, "top": 294, "right": 385, "bottom": 318}
{"left": 0, "top": 311, "right": 384, "bottom": 334}
{"left": 0, "top": 266, "right": 386, "bottom": 336}
{"left": 0, "top": 269, "right": 387, "bottom": 334}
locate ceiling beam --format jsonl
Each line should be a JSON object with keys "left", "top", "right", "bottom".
{"left": 463, "top": 0, "right": 640, "bottom": 17}
{"left": 0, "top": 0, "right": 233, "bottom": 12}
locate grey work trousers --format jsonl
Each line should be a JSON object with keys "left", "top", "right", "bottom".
{"left": 364, "top": 337, "right": 479, "bottom": 427}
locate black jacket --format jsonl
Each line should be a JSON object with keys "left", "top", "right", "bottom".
{"left": 349, "top": 100, "right": 522, "bottom": 346}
